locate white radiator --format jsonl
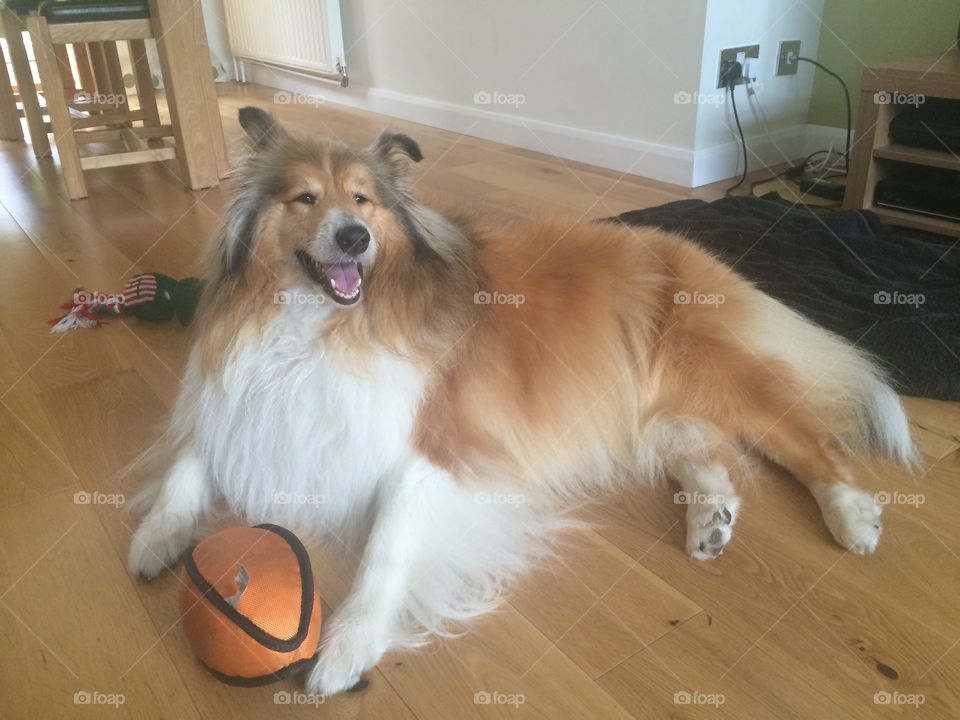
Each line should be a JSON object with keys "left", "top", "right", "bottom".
{"left": 223, "top": 0, "right": 348, "bottom": 85}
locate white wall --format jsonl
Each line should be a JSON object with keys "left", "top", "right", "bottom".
{"left": 691, "top": 0, "right": 825, "bottom": 185}
{"left": 238, "top": 0, "right": 825, "bottom": 188}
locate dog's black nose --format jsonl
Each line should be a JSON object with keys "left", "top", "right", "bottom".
{"left": 335, "top": 225, "right": 370, "bottom": 255}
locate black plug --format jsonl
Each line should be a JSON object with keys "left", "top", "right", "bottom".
{"left": 719, "top": 60, "right": 743, "bottom": 89}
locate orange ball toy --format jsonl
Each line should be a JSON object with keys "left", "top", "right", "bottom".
{"left": 179, "top": 524, "right": 321, "bottom": 685}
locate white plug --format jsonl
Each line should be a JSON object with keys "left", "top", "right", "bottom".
{"left": 741, "top": 57, "right": 759, "bottom": 81}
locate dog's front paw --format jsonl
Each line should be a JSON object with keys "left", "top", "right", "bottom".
{"left": 127, "top": 518, "right": 193, "bottom": 579}
{"left": 307, "top": 618, "right": 386, "bottom": 696}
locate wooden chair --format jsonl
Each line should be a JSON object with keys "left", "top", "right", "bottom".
{"left": 27, "top": 0, "right": 227, "bottom": 199}
{"left": 0, "top": 0, "right": 51, "bottom": 154}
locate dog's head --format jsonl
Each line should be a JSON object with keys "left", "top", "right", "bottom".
{"left": 219, "top": 106, "right": 425, "bottom": 308}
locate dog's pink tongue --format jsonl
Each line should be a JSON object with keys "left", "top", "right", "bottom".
{"left": 326, "top": 261, "right": 361, "bottom": 295}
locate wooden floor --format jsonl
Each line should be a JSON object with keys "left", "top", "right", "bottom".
{"left": 1, "top": 82, "right": 958, "bottom": 720}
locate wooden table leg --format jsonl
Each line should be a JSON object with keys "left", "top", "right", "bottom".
{"left": 149, "top": 0, "right": 223, "bottom": 189}
{"left": 73, "top": 43, "right": 95, "bottom": 95}
{"left": 1, "top": 8, "right": 51, "bottom": 157}
{"left": 0, "top": 42, "right": 24, "bottom": 141}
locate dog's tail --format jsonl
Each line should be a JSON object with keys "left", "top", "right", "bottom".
{"left": 749, "top": 292, "right": 917, "bottom": 468}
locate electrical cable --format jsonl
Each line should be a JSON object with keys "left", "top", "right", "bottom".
{"left": 724, "top": 65, "right": 749, "bottom": 196}
{"left": 797, "top": 56, "right": 851, "bottom": 173}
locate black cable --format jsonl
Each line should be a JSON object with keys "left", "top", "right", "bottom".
{"left": 724, "top": 76, "right": 748, "bottom": 196}
{"left": 798, "top": 56, "right": 851, "bottom": 173}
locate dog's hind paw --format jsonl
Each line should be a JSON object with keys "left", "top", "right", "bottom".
{"left": 814, "top": 483, "right": 882, "bottom": 555}
{"left": 685, "top": 495, "right": 740, "bottom": 560}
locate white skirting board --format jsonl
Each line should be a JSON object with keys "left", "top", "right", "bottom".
{"left": 244, "top": 63, "right": 841, "bottom": 190}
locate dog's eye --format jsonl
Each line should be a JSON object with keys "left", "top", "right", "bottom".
{"left": 295, "top": 192, "right": 316, "bottom": 205}
{"left": 353, "top": 193, "right": 368, "bottom": 205}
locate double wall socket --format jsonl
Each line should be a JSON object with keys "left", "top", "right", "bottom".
{"left": 777, "top": 40, "right": 801, "bottom": 75}
{"left": 716, "top": 44, "right": 759, "bottom": 89}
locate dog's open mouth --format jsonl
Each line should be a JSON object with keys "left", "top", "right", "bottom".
{"left": 296, "top": 250, "right": 363, "bottom": 305}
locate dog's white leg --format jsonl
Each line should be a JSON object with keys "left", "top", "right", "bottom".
{"left": 307, "top": 455, "right": 443, "bottom": 696}
{"left": 671, "top": 459, "right": 741, "bottom": 560}
{"left": 127, "top": 449, "right": 212, "bottom": 578}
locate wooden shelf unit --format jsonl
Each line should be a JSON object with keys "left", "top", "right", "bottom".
{"left": 843, "top": 49, "right": 960, "bottom": 238}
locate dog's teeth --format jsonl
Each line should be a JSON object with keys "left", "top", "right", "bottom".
{"left": 330, "top": 278, "right": 338, "bottom": 289}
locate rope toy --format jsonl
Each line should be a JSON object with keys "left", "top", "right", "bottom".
{"left": 50, "top": 273, "right": 201, "bottom": 333}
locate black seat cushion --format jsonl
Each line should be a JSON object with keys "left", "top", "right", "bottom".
{"left": 38, "top": 0, "right": 149, "bottom": 23}
{"left": 1, "top": 0, "right": 43, "bottom": 13}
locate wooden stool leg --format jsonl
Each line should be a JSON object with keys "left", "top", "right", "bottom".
{"left": 54, "top": 44, "right": 75, "bottom": 94}
{"left": 150, "top": 0, "right": 220, "bottom": 189}
{"left": 102, "top": 42, "right": 130, "bottom": 115}
{"left": 1, "top": 8, "right": 51, "bottom": 156}
{"left": 128, "top": 39, "right": 160, "bottom": 126}
{"left": 88, "top": 42, "right": 110, "bottom": 95}
{"left": 0, "top": 42, "right": 24, "bottom": 141}
{"left": 73, "top": 44, "right": 95, "bottom": 95}
{"left": 27, "top": 16, "right": 86, "bottom": 199}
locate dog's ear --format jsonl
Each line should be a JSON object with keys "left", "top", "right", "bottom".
{"left": 239, "top": 106, "right": 283, "bottom": 148}
{"left": 372, "top": 131, "right": 423, "bottom": 175}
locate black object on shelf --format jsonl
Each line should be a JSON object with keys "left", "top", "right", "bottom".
{"left": 888, "top": 98, "right": 960, "bottom": 153}
{"left": 875, "top": 166, "right": 960, "bottom": 222}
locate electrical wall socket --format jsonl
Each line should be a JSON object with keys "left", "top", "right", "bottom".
{"left": 717, "top": 45, "right": 759, "bottom": 88}
{"left": 777, "top": 40, "right": 801, "bottom": 76}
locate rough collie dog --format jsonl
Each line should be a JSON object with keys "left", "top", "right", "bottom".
{"left": 128, "top": 107, "right": 915, "bottom": 695}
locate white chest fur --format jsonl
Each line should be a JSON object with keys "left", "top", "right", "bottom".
{"left": 187, "top": 310, "right": 424, "bottom": 534}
